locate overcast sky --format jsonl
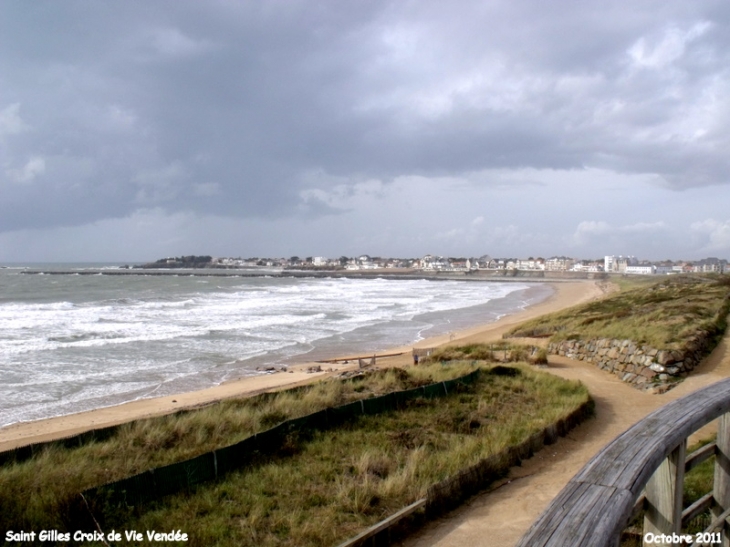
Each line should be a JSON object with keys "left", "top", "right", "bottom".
{"left": 1, "top": 1, "right": 729, "bottom": 262}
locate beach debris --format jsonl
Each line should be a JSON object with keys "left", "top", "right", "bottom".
{"left": 306, "top": 365, "right": 323, "bottom": 373}
{"left": 256, "top": 366, "right": 278, "bottom": 373}
{"left": 358, "top": 355, "right": 376, "bottom": 369}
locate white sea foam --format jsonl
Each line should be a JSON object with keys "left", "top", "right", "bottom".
{"left": 0, "top": 272, "right": 547, "bottom": 425}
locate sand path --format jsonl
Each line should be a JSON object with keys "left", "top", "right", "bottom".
{"left": 397, "top": 320, "right": 730, "bottom": 546}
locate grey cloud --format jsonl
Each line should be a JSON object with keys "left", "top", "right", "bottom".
{"left": 1, "top": 0, "right": 729, "bottom": 258}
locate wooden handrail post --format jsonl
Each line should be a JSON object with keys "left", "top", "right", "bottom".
{"left": 515, "top": 379, "right": 730, "bottom": 547}
{"left": 713, "top": 413, "right": 730, "bottom": 547}
{"left": 643, "top": 440, "right": 687, "bottom": 546}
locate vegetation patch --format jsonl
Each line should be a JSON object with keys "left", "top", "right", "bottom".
{"left": 0, "top": 365, "right": 472, "bottom": 533}
{"left": 98, "top": 364, "right": 589, "bottom": 547}
{"left": 0, "top": 363, "right": 590, "bottom": 546}
{"left": 507, "top": 275, "right": 730, "bottom": 350}
{"left": 422, "top": 341, "right": 548, "bottom": 365}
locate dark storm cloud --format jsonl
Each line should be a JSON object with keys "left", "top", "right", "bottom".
{"left": 1, "top": 0, "right": 729, "bottom": 236}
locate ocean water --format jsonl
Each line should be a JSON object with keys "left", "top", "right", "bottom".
{"left": 0, "top": 265, "right": 551, "bottom": 426}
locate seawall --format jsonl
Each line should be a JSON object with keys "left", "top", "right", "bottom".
{"left": 548, "top": 330, "right": 716, "bottom": 393}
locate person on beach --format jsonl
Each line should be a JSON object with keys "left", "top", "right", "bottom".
{"left": 413, "top": 353, "right": 419, "bottom": 365}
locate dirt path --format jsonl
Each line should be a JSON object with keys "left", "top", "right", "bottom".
{"left": 398, "top": 331, "right": 730, "bottom": 547}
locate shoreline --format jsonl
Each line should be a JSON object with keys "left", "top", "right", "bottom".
{"left": 0, "top": 280, "right": 605, "bottom": 452}
{"left": 16, "top": 266, "right": 603, "bottom": 283}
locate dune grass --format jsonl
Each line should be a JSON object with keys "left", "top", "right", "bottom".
{"left": 90, "top": 363, "right": 590, "bottom": 547}
{"left": 507, "top": 275, "right": 730, "bottom": 349}
{"left": 0, "top": 365, "right": 478, "bottom": 533}
{"left": 422, "top": 341, "right": 548, "bottom": 365}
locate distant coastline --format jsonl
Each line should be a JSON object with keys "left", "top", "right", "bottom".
{"left": 19, "top": 267, "right": 604, "bottom": 282}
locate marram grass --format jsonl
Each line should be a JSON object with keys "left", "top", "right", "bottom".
{"left": 507, "top": 275, "right": 730, "bottom": 349}
{"left": 0, "top": 363, "right": 490, "bottom": 531}
{"left": 95, "top": 363, "right": 589, "bottom": 547}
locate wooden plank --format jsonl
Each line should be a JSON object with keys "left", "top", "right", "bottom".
{"left": 689, "top": 505, "right": 730, "bottom": 547}
{"left": 686, "top": 443, "right": 717, "bottom": 473}
{"left": 315, "top": 352, "right": 405, "bottom": 363}
{"left": 713, "top": 413, "right": 730, "bottom": 547}
{"left": 682, "top": 492, "right": 714, "bottom": 527}
{"left": 643, "top": 441, "right": 686, "bottom": 545}
{"left": 586, "top": 489, "right": 638, "bottom": 547}
{"left": 516, "top": 379, "right": 730, "bottom": 547}
{"left": 518, "top": 483, "right": 636, "bottom": 547}
{"left": 517, "top": 483, "right": 587, "bottom": 547}
{"left": 335, "top": 498, "right": 426, "bottom": 547}
{"left": 574, "top": 385, "right": 730, "bottom": 493}
{"left": 548, "top": 484, "right": 612, "bottom": 546}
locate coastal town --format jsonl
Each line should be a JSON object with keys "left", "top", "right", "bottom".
{"left": 147, "top": 254, "right": 729, "bottom": 275}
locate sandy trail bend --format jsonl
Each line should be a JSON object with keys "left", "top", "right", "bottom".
{"left": 398, "top": 328, "right": 730, "bottom": 547}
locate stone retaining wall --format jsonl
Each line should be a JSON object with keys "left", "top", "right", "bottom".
{"left": 548, "top": 332, "right": 715, "bottom": 393}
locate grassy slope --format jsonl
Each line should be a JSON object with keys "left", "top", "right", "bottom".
{"left": 100, "top": 364, "right": 589, "bottom": 547}
{"left": 0, "top": 363, "right": 590, "bottom": 546}
{"left": 507, "top": 275, "right": 730, "bottom": 350}
{"left": 0, "top": 366, "right": 475, "bottom": 532}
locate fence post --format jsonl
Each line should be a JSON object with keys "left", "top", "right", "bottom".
{"left": 643, "top": 440, "right": 686, "bottom": 546}
{"left": 714, "top": 413, "right": 730, "bottom": 547}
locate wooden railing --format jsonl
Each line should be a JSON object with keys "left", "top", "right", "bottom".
{"left": 516, "top": 378, "right": 730, "bottom": 547}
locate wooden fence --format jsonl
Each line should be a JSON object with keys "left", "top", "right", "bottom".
{"left": 516, "top": 377, "right": 730, "bottom": 547}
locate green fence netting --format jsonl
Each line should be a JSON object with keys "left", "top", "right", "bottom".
{"left": 75, "top": 369, "right": 482, "bottom": 512}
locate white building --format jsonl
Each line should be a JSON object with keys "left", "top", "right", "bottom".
{"left": 625, "top": 265, "right": 655, "bottom": 275}
{"left": 654, "top": 265, "right": 675, "bottom": 275}
{"left": 545, "top": 256, "right": 575, "bottom": 271}
{"left": 604, "top": 255, "right": 638, "bottom": 273}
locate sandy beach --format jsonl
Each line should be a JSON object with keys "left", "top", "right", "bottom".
{"left": 0, "top": 280, "right": 604, "bottom": 452}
